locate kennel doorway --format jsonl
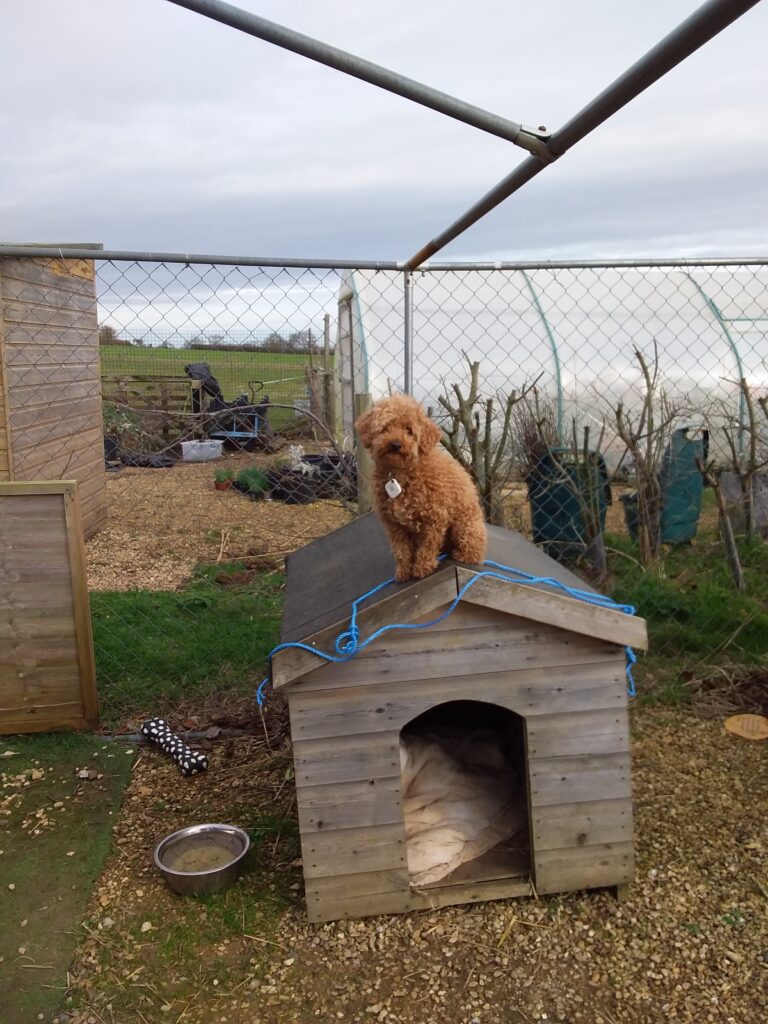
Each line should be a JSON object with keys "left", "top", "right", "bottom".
{"left": 400, "top": 700, "right": 531, "bottom": 893}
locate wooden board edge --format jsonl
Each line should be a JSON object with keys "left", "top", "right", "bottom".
{"left": 0, "top": 703, "right": 91, "bottom": 735}
{"left": 63, "top": 485, "right": 100, "bottom": 728}
{"left": 306, "top": 889, "right": 411, "bottom": 924}
{"left": 533, "top": 841, "right": 635, "bottom": 895}
{"left": 408, "top": 875, "right": 533, "bottom": 913}
{"left": 0, "top": 272, "right": 15, "bottom": 478}
{"left": 531, "top": 796, "right": 634, "bottom": 853}
{"left": 272, "top": 567, "right": 460, "bottom": 689}
{"left": 0, "top": 479, "right": 81, "bottom": 496}
{"left": 457, "top": 568, "right": 649, "bottom": 651}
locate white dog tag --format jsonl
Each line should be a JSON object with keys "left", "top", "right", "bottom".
{"left": 385, "top": 478, "right": 402, "bottom": 499}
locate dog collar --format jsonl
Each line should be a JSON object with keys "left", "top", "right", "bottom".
{"left": 384, "top": 478, "right": 402, "bottom": 499}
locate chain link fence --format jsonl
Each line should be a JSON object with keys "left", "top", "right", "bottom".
{"left": 1, "top": 253, "right": 766, "bottom": 720}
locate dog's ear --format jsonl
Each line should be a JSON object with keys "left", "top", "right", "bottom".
{"left": 355, "top": 408, "right": 376, "bottom": 449}
{"left": 419, "top": 415, "right": 442, "bottom": 449}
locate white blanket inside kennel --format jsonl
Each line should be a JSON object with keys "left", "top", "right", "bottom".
{"left": 400, "top": 728, "right": 526, "bottom": 887}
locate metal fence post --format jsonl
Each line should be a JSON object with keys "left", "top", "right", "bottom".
{"left": 404, "top": 270, "right": 414, "bottom": 395}
{"left": 354, "top": 392, "right": 373, "bottom": 515}
{"left": 322, "top": 313, "right": 336, "bottom": 439}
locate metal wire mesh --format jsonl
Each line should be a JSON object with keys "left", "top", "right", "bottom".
{"left": 97, "top": 261, "right": 341, "bottom": 437}
{"left": 1, "top": 253, "right": 766, "bottom": 716}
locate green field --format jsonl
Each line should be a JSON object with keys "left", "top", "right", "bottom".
{"left": 100, "top": 344, "right": 331, "bottom": 417}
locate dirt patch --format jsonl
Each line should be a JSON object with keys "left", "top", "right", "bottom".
{"left": 684, "top": 666, "right": 768, "bottom": 718}
{"left": 85, "top": 450, "right": 352, "bottom": 591}
{"left": 60, "top": 706, "right": 767, "bottom": 1024}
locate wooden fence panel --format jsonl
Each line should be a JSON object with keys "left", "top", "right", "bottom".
{"left": 0, "top": 481, "right": 99, "bottom": 734}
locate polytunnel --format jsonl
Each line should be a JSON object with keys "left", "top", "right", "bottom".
{"left": 335, "top": 265, "right": 768, "bottom": 459}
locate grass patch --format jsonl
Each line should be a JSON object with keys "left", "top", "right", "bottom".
{"left": 0, "top": 734, "right": 133, "bottom": 1024}
{"left": 91, "top": 566, "right": 283, "bottom": 726}
{"left": 100, "top": 346, "right": 322, "bottom": 430}
{"left": 66, "top": 758, "right": 301, "bottom": 1020}
{"left": 607, "top": 531, "right": 768, "bottom": 702}
{"left": 89, "top": 534, "right": 768, "bottom": 720}
{"left": 126, "top": 813, "right": 298, "bottom": 981}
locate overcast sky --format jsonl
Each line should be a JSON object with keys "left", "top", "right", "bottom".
{"left": 2, "top": 0, "right": 767, "bottom": 262}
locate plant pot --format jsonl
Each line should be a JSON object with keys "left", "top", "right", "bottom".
{"left": 214, "top": 480, "right": 232, "bottom": 491}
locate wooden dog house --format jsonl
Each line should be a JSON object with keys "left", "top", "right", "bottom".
{"left": 272, "top": 514, "right": 647, "bottom": 924}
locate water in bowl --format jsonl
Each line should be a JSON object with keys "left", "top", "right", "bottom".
{"left": 164, "top": 839, "right": 237, "bottom": 874}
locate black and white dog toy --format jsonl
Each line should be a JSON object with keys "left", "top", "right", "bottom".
{"left": 140, "top": 718, "right": 209, "bottom": 777}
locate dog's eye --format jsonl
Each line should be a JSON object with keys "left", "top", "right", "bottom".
{"left": 405, "top": 426, "right": 414, "bottom": 436}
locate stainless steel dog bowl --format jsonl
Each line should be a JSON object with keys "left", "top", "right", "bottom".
{"left": 154, "top": 823, "right": 250, "bottom": 896}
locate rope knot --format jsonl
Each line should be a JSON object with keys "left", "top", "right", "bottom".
{"left": 335, "top": 626, "right": 360, "bottom": 656}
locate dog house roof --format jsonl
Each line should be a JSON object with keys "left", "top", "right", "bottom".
{"left": 272, "top": 514, "right": 647, "bottom": 688}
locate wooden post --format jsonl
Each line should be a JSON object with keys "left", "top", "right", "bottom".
{"left": 355, "top": 392, "right": 373, "bottom": 515}
{"left": 323, "top": 313, "right": 336, "bottom": 439}
{"left": 160, "top": 380, "right": 171, "bottom": 444}
{"left": 306, "top": 366, "right": 323, "bottom": 421}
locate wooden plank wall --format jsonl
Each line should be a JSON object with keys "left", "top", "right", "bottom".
{"left": 287, "top": 602, "right": 633, "bottom": 922}
{"left": 0, "top": 482, "right": 99, "bottom": 734}
{"left": 0, "top": 257, "right": 106, "bottom": 537}
{"left": 0, "top": 268, "right": 11, "bottom": 478}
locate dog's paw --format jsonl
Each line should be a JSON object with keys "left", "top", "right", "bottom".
{"left": 394, "top": 566, "right": 413, "bottom": 583}
{"left": 450, "top": 547, "right": 484, "bottom": 565}
{"left": 410, "top": 559, "right": 439, "bottom": 579}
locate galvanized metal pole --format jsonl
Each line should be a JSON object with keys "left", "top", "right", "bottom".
{"left": 1, "top": 248, "right": 766, "bottom": 272}
{"left": 354, "top": 393, "right": 374, "bottom": 514}
{"left": 406, "top": 0, "right": 762, "bottom": 268}
{"left": 164, "top": 0, "right": 551, "bottom": 158}
{"left": 407, "top": 154, "right": 544, "bottom": 269}
{"left": 547, "top": 0, "right": 763, "bottom": 158}
{"left": 403, "top": 270, "right": 414, "bottom": 395}
{"left": 0, "top": 245, "right": 399, "bottom": 271}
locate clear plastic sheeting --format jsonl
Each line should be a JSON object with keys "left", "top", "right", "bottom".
{"left": 337, "top": 265, "right": 768, "bottom": 462}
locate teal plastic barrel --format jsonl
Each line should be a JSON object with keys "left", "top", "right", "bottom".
{"left": 621, "top": 428, "right": 707, "bottom": 544}
{"left": 527, "top": 449, "right": 611, "bottom": 560}
{"left": 659, "top": 428, "right": 708, "bottom": 543}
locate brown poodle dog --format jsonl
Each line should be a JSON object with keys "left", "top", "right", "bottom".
{"left": 355, "top": 394, "right": 487, "bottom": 581}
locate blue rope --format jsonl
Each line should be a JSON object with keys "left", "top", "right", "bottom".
{"left": 256, "top": 558, "right": 638, "bottom": 705}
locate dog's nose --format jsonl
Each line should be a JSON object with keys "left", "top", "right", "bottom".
{"left": 388, "top": 441, "right": 402, "bottom": 452}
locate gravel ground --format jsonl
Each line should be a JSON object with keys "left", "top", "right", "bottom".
{"left": 84, "top": 452, "right": 351, "bottom": 591}
{"left": 82, "top": 463, "right": 714, "bottom": 595}
{"left": 60, "top": 706, "right": 767, "bottom": 1024}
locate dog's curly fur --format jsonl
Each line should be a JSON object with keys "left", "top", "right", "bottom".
{"left": 356, "top": 394, "right": 487, "bottom": 581}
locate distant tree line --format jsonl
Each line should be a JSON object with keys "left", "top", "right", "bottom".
{"left": 181, "top": 329, "right": 321, "bottom": 353}
{"left": 99, "top": 325, "right": 136, "bottom": 346}
{"left": 98, "top": 325, "right": 332, "bottom": 353}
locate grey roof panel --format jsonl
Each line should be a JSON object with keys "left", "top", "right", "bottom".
{"left": 281, "top": 513, "right": 396, "bottom": 642}
{"left": 483, "top": 524, "right": 598, "bottom": 597}
{"left": 282, "top": 514, "right": 598, "bottom": 643}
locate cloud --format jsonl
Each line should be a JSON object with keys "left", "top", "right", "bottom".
{"left": 2, "top": 0, "right": 766, "bottom": 259}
